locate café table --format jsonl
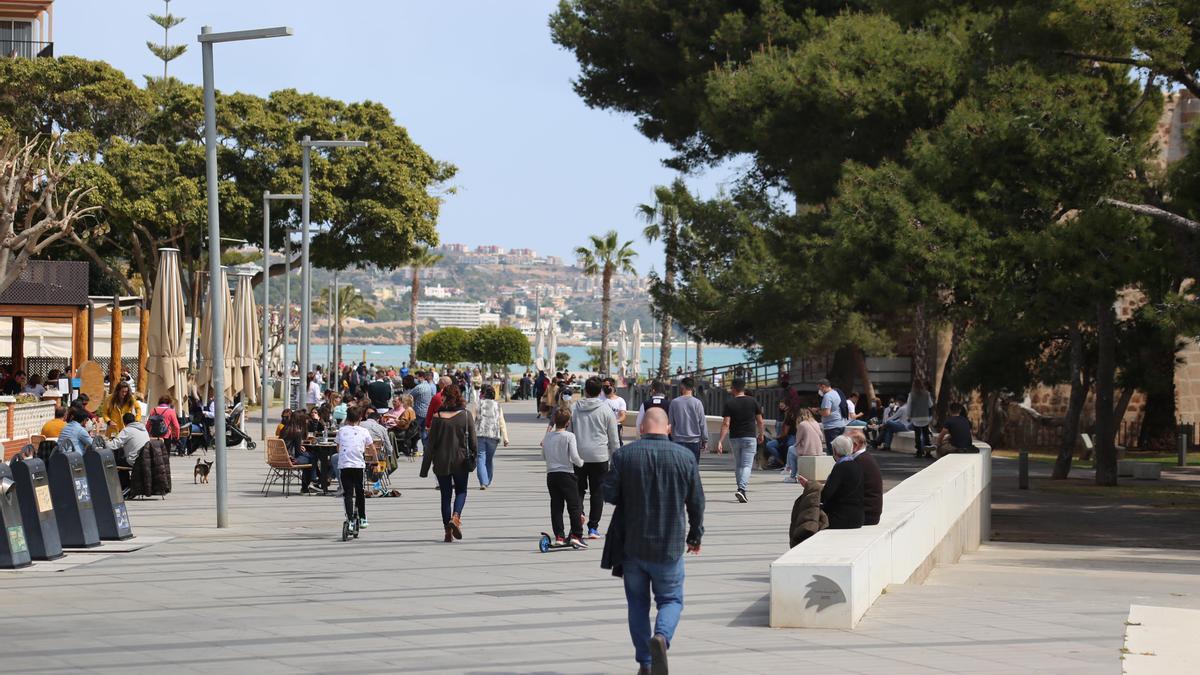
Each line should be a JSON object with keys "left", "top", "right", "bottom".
{"left": 302, "top": 439, "right": 338, "bottom": 492}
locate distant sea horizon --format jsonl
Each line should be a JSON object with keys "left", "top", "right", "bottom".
{"left": 289, "top": 343, "right": 752, "bottom": 373}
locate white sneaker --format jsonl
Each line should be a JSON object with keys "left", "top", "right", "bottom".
{"left": 779, "top": 468, "right": 790, "bottom": 475}
{"left": 782, "top": 476, "right": 798, "bottom": 483}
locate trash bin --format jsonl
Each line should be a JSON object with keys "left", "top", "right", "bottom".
{"left": 0, "top": 462, "right": 32, "bottom": 569}
{"left": 9, "top": 455, "right": 63, "bottom": 561}
{"left": 46, "top": 449, "right": 100, "bottom": 548}
{"left": 83, "top": 447, "right": 133, "bottom": 541}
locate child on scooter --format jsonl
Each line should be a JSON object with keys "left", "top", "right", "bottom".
{"left": 336, "top": 406, "right": 372, "bottom": 531}
{"left": 542, "top": 407, "right": 586, "bottom": 548}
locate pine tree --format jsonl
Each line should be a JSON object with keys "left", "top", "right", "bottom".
{"left": 147, "top": 0, "right": 186, "bottom": 81}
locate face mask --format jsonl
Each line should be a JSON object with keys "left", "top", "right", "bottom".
{"left": 602, "top": 386, "right": 613, "bottom": 396}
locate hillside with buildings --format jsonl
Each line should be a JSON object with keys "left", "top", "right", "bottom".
{"left": 287, "top": 243, "right": 660, "bottom": 345}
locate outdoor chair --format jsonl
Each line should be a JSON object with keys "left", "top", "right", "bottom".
{"left": 261, "top": 438, "right": 312, "bottom": 497}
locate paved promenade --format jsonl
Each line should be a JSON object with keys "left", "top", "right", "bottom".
{"left": 4, "top": 405, "right": 1198, "bottom": 674}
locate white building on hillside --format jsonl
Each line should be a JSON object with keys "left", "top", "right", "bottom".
{"left": 418, "top": 301, "right": 484, "bottom": 329}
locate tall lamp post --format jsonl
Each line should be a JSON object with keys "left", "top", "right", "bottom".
{"left": 200, "top": 24, "right": 292, "bottom": 528}
{"left": 298, "top": 137, "right": 367, "bottom": 395}
{"left": 261, "top": 191, "right": 301, "bottom": 441}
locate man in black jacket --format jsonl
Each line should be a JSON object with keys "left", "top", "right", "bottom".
{"left": 801, "top": 434, "right": 864, "bottom": 529}
{"left": 845, "top": 427, "right": 883, "bottom": 526}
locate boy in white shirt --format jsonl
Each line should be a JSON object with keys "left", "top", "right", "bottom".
{"left": 542, "top": 407, "right": 586, "bottom": 547}
{"left": 336, "top": 407, "right": 373, "bottom": 529}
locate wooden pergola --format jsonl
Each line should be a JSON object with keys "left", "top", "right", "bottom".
{"left": 0, "top": 260, "right": 89, "bottom": 377}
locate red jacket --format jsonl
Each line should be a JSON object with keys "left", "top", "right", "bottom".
{"left": 150, "top": 404, "right": 181, "bottom": 440}
{"left": 425, "top": 391, "right": 444, "bottom": 430}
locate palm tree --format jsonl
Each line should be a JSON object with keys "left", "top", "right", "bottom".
{"left": 576, "top": 231, "right": 637, "bottom": 376}
{"left": 408, "top": 248, "right": 442, "bottom": 367}
{"left": 314, "top": 285, "right": 377, "bottom": 366}
{"left": 639, "top": 180, "right": 687, "bottom": 380}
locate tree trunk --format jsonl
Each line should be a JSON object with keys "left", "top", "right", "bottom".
{"left": 658, "top": 226, "right": 677, "bottom": 381}
{"left": 934, "top": 318, "right": 965, "bottom": 423}
{"left": 600, "top": 265, "right": 612, "bottom": 376}
{"left": 854, "top": 346, "right": 875, "bottom": 403}
{"left": 912, "top": 302, "right": 930, "bottom": 390}
{"left": 1053, "top": 323, "right": 1088, "bottom": 479}
{"left": 695, "top": 339, "right": 704, "bottom": 373}
{"left": 1093, "top": 301, "right": 1119, "bottom": 486}
{"left": 409, "top": 268, "right": 419, "bottom": 367}
{"left": 1113, "top": 386, "right": 1135, "bottom": 444}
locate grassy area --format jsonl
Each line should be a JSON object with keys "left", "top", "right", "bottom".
{"left": 991, "top": 449, "right": 1200, "bottom": 468}
{"left": 1032, "top": 478, "right": 1200, "bottom": 508}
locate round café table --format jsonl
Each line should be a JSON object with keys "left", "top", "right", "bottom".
{"left": 302, "top": 440, "right": 338, "bottom": 492}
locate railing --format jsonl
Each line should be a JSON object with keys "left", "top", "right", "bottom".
{"left": 0, "top": 40, "right": 52, "bottom": 58}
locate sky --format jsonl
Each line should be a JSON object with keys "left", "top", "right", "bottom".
{"left": 56, "top": 0, "right": 738, "bottom": 273}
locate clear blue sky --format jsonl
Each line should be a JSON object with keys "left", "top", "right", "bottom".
{"left": 57, "top": 0, "right": 737, "bottom": 272}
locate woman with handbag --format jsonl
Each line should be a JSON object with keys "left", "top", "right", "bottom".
{"left": 474, "top": 385, "right": 508, "bottom": 490}
{"left": 420, "top": 385, "right": 477, "bottom": 542}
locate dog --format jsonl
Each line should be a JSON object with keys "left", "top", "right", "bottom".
{"left": 194, "top": 458, "right": 214, "bottom": 484}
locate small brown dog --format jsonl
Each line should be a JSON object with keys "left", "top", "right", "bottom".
{"left": 194, "top": 458, "right": 214, "bottom": 484}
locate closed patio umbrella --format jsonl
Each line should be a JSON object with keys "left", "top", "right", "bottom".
{"left": 631, "top": 320, "right": 643, "bottom": 379}
{"left": 231, "top": 272, "right": 260, "bottom": 404}
{"left": 616, "top": 320, "right": 628, "bottom": 378}
{"left": 533, "top": 326, "right": 546, "bottom": 371}
{"left": 547, "top": 322, "right": 558, "bottom": 374}
{"left": 196, "top": 267, "right": 234, "bottom": 400}
{"left": 145, "top": 248, "right": 189, "bottom": 410}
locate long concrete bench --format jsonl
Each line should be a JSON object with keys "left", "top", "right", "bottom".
{"left": 769, "top": 444, "right": 991, "bottom": 629}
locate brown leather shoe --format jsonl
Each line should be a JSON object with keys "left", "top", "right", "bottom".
{"left": 443, "top": 525, "right": 454, "bottom": 543}
{"left": 450, "top": 513, "right": 463, "bottom": 540}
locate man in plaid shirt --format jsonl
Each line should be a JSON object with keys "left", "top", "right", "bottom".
{"left": 604, "top": 407, "right": 705, "bottom": 675}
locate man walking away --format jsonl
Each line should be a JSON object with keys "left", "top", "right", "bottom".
{"left": 635, "top": 379, "right": 670, "bottom": 431}
{"left": 668, "top": 377, "right": 707, "bottom": 462}
{"left": 716, "top": 378, "right": 763, "bottom": 503}
{"left": 815, "top": 379, "right": 848, "bottom": 454}
{"left": 571, "top": 377, "right": 620, "bottom": 539}
{"left": 604, "top": 407, "right": 704, "bottom": 675}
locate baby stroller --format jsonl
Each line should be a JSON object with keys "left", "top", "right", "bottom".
{"left": 225, "top": 400, "right": 257, "bottom": 450}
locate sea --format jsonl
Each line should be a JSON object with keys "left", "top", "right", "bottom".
{"left": 287, "top": 343, "right": 751, "bottom": 373}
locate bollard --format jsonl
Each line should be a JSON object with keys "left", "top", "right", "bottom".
{"left": 82, "top": 447, "right": 133, "bottom": 541}
{"left": 0, "top": 462, "right": 32, "bottom": 568}
{"left": 1018, "top": 450, "right": 1029, "bottom": 490}
{"left": 9, "top": 456, "right": 64, "bottom": 561}
{"left": 46, "top": 450, "right": 101, "bottom": 548}
{"left": 1180, "top": 432, "right": 1189, "bottom": 468}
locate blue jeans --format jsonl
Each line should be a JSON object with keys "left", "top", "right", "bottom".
{"left": 476, "top": 437, "right": 499, "bottom": 486}
{"left": 880, "top": 420, "right": 911, "bottom": 448}
{"left": 676, "top": 441, "right": 701, "bottom": 463}
{"left": 623, "top": 555, "right": 685, "bottom": 668}
{"left": 730, "top": 437, "right": 756, "bottom": 492}
{"left": 786, "top": 445, "right": 798, "bottom": 479}
{"left": 436, "top": 471, "right": 469, "bottom": 525}
{"left": 765, "top": 435, "right": 793, "bottom": 464}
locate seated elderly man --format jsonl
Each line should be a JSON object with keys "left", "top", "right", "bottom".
{"left": 800, "top": 434, "right": 864, "bottom": 529}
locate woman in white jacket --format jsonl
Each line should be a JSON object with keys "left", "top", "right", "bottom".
{"left": 475, "top": 385, "right": 509, "bottom": 489}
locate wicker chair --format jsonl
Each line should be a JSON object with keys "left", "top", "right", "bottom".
{"left": 261, "top": 438, "right": 312, "bottom": 497}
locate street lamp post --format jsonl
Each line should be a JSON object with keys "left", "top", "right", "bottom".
{"left": 260, "top": 191, "right": 301, "bottom": 441}
{"left": 200, "top": 23, "right": 292, "bottom": 528}
{"left": 298, "top": 137, "right": 367, "bottom": 396}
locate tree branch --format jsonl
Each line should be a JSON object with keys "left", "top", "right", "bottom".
{"left": 1099, "top": 197, "right": 1200, "bottom": 233}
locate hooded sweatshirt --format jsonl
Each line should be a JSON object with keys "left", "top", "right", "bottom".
{"left": 569, "top": 397, "right": 620, "bottom": 463}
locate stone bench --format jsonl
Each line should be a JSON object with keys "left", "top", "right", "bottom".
{"left": 769, "top": 444, "right": 992, "bottom": 629}
{"left": 892, "top": 430, "right": 990, "bottom": 456}
{"left": 1119, "top": 460, "right": 1162, "bottom": 480}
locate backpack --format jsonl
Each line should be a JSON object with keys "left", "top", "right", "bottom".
{"left": 147, "top": 409, "right": 168, "bottom": 438}
{"left": 833, "top": 388, "right": 850, "bottom": 421}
